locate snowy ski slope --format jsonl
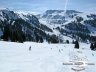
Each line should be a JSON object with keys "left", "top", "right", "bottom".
{"left": 0, "top": 41, "right": 96, "bottom": 72}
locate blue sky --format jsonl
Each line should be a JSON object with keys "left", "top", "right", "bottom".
{"left": 0, "top": 0, "right": 96, "bottom": 13}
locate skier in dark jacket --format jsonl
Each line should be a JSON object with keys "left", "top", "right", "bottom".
{"left": 29, "top": 46, "right": 31, "bottom": 51}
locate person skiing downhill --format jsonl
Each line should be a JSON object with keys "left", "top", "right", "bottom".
{"left": 29, "top": 46, "right": 31, "bottom": 51}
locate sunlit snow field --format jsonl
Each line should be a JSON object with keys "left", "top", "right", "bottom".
{"left": 0, "top": 41, "right": 96, "bottom": 72}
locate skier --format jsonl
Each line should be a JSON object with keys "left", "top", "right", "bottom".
{"left": 29, "top": 46, "right": 31, "bottom": 51}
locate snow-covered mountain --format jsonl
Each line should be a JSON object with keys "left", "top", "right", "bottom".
{"left": 0, "top": 9, "right": 96, "bottom": 43}
{"left": 0, "top": 9, "right": 56, "bottom": 43}
{"left": 38, "top": 10, "right": 96, "bottom": 42}
{"left": 38, "top": 10, "right": 81, "bottom": 24}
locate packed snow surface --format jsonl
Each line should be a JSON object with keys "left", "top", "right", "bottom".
{"left": 0, "top": 41, "right": 96, "bottom": 72}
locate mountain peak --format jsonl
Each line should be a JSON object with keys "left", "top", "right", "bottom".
{"left": 0, "top": 8, "right": 10, "bottom": 11}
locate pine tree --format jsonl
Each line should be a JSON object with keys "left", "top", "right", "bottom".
{"left": 66, "top": 40, "right": 69, "bottom": 44}
{"left": 94, "top": 42, "right": 96, "bottom": 48}
{"left": 50, "top": 35, "right": 59, "bottom": 43}
{"left": 3, "top": 24, "right": 10, "bottom": 41}
{"left": 74, "top": 40, "right": 79, "bottom": 49}
{"left": 93, "top": 42, "right": 96, "bottom": 50}
{"left": 35, "top": 34, "right": 39, "bottom": 42}
{"left": 40, "top": 37, "right": 43, "bottom": 43}
{"left": 90, "top": 43, "right": 94, "bottom": 50}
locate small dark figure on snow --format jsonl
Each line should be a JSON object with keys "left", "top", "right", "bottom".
{"left": 74, "top": 40, "right": 79, "bottom": 49}
{"left": 90, "top": 43, "right": 94, "bottom": 50}
{"left": 29, "top": 46, "right": 31, "bottom": 51}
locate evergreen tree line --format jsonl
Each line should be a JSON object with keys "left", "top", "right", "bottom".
{"left": 58, "top": 27, "right": 96, "bottom": 43}
{"left": 1, "top": 23, "right": 26, "bottom": 43}
{"left": 47, "top": 34, "right": 59, "bottom": 43}
{"left": 0, "top": 19, "right": 45, "bottom": 43}
{"left": 84, "top": 19, "right": 96, "bottom": 27}
{"left": 0, "top": 19, "right": 60, "bottom": 43}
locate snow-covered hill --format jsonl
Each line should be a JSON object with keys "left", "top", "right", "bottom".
{"left": 0, "top": 41, "right": 96, "bottom": 72}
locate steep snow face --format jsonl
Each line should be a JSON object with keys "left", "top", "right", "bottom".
{"left": 39, "top": 10, "right": 81, "bottom": 24}
{"left": 0, "top": 41, "right": 96, "bottom": 72}
{"left": 18, "top": 13, "right": 40, "bottom": 25}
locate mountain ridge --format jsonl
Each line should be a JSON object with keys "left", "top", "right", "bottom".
{"left": 0, "top": 9, "right": 96, "bottom": 43}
